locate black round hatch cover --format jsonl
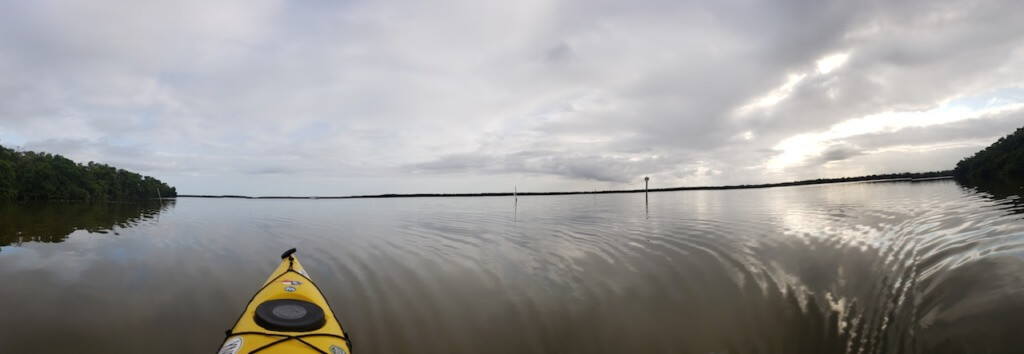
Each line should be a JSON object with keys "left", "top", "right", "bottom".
{"left": 254, "top": 299, "right": 326, "bottom": 332}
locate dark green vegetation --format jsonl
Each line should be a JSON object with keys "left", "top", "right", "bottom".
{"left": 0, "top": 145, "right": 176, "bottom": 201}
{"left": 954, "top": 126, "right": 1024, "bottom": 184}
{"left": 0, "top": 200, "right": 173, "bottom": 247}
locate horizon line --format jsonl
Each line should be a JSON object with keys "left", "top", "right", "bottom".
{"left": 174, "top": 171, "right": 955, "bottom": 200}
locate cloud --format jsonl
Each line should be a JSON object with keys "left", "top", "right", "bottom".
{"left": 412, "top": 151, "right": 688, "bottom": 184}
{"left": 1, "top": 0, "right": 1024, "bottom": 194}
{"left": 545, "top": 41, "right": 574, "bottom": 63}
{"left": 847, "top": 107, "right": 1024, "bottom": 152}
{"left": 812, "top": 143, "right": 865, "bottom": 166}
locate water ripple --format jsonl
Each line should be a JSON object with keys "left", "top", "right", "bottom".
{"left": 1, "top": 181, "right": 1024, "bottom": 353}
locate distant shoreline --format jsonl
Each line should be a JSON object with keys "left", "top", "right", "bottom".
{"left": 176, "top": 171, "right": 954, "bottom": 200}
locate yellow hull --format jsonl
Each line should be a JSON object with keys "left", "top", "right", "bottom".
{"left": 218, "top": 249, "right": 352, "bottom": 354}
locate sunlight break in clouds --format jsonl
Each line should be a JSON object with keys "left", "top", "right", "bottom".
{"left": 735, "top": 73, "right": 808, "bottom": 116}
{"left": 766, "top": 101, "right": 1024, "bottom": 171}
{"left": 816, "top": 53, "right": 849, "bottom": 75}
{"left": 737, "top": 51, "right": 850, "bottom": 118}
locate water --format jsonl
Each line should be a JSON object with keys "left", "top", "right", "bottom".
{"left": 1, "top": 180, "right": 1022, "bottom": 354}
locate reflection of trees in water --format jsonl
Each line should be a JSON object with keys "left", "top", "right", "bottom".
{"left": 959, "top": 179, "right": 1024, "bottom": 215}
{"left": 0, "top": 200, "right": 175, "bottom": 247}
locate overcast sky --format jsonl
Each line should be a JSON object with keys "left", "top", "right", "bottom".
{"left": 1, "top": 0, "right": 1022, "bottom": 195}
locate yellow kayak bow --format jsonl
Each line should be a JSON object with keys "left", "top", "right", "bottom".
{"left": 218, "top": 249, "right": 352, "bottom": 354}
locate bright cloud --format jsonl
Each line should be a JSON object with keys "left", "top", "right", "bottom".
{"left": 735, "top": 73, "right": 808, "bottom": 116}
{"left": 767, "top": 100, "right": 1024, "bottom": 170}
{"left": 816, "top": 53, "right": 850, "bottom": 74}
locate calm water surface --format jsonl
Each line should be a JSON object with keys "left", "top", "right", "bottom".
{"left": 1, "top": 180, "right": 1023, "bottom": 353}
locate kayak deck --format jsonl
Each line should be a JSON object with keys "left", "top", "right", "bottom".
{"left": 219, "top": 249, "right": 352, "bottom": 354}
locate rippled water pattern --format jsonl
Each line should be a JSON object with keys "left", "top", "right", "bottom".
{"left": 1, "top": 180, "right": 1023, "bottom": 353}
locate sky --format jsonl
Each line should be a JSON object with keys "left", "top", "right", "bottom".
{"left": 1, "top": 0, "right": 1023, "bottom": 196}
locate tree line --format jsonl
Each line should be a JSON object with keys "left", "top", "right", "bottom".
{"left": 954, "top": 126, "right": 1024, "bottom": 184}
{"left": 0, "top": 144, "right": 176, "bottom": 202}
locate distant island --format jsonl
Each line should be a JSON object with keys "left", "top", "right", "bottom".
{"left": 954, "top": 126, "right": 1023, "bottom": 185}
{"left": 178, "top": 170, "right": 955, "bottom": 199}
{"left": 0, "top": 145, "right": 176, "bottom": 202}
